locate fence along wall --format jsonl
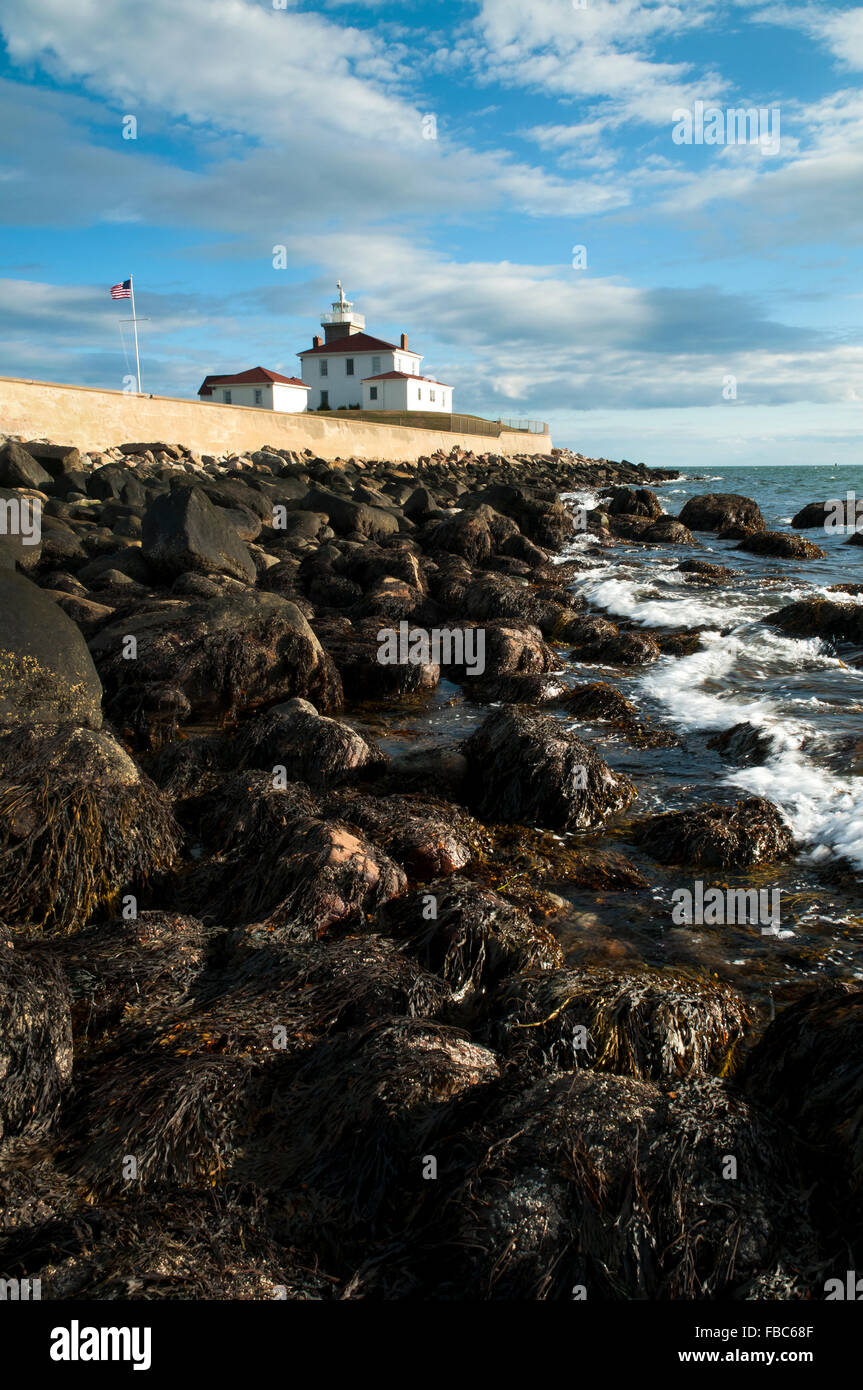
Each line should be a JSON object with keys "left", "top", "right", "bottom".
{"left": 0, "top": 378, "right": 552, "bottom": 463}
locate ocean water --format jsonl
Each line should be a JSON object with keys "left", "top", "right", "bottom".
{"left": 355, "top": 464, "right": 863, "bottom": 1013}
{"left": 553, "top": 464, "right": 863, "bottom": 1007}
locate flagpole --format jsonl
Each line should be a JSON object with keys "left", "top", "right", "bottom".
{"left": 129, "top": 275, "right": 142, "bottom": 393}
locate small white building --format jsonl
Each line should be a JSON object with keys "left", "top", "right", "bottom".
{"left": 198, "top": 366, "right": 310, "bottom": 412}
{"left": 362, "top": 371, "right": 452, "bottom": 412}
{"left": 297, "top": 282, "right": 452, "bottom": 413}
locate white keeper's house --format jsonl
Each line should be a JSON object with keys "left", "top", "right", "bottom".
{"left": 198, "top": 284, "right": 452, "bottom": 415}
{"left": 197, "top": 365, "right": 310, "bottom": 412}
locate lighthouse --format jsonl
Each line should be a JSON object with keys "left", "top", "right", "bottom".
{"left": 320, "top": 281, "right": 366, "bottom": 342}
{"left": 297, "top": 282, "right": 453, "bottom": 414}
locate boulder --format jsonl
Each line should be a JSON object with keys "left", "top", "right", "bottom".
{"left": 142, "top": 484, "right": 256, "bottom": 583}
{"left": 89, "top": 590, "right": 343, "bottom": 733}
{"left": 0, "top": 441, "right": 52, "bottom": 490}
{"left": 678, "top": 493, "right": 765, "bottom": 534}
{"left": 0, "top": 571, "right": 103, "bottom": 729}
{"left": 633, "top": 797, "right": 793, "bottom": 867}
{"left": 462, "top": 706, "right": 637, "bottom": 831}
{"left": 736, "top": 531, "right": 826, "bottom": 560}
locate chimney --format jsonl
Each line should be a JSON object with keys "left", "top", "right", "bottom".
{"left": 400, "top": 333, "right": 408, "bottom": 350}
{"left": 313, "top": 335, "right": 322, "bottom": 348}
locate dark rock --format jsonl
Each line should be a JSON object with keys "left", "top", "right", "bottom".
{"left": 0, "top": 940, "right": 73, "bottom": 1141}
{"left": 89, "top": 590, "right": 343, "bottom": 734}
{"left": 707, "top": 722, "right": 774, "bottom": 765}
{"left": 462, "top": 706, "right": 637, "bottom": 831}
{"left": 678, "top": 493, "right": 765, "bottom": 534}
{"left": 440, "top": 1070, "right": 814, "bottom": 1299}
{"left": 790, "top": 502, "right": 831, "bottom": 529}
{"left": 233, "top": 698, "right": 386, "bottom": 789}
{"left": 0, "top": 723, "right": 179, "bottom": 934}
{"left": 487, "top": 965, "right": 749, "bottom": 1080}
{"left": 766, "top": 598, "right": 863, "bottom": 646}
{"left": 0, "top": 441, "right": 52, "bottom": 491}
{"left": 0, "top": 571, "right": 103, "bottom": 729}
{"left": 633, "top": 797, "right": 793, "bottom": 867}
{"left": 142, "top": 485, "right": 256, "bottom": 583}
{"left": 736, "top": 531, "right": 826, "bottom": 560}
{"left": 378, "top": 876, "right": 563, "bottom": 1005}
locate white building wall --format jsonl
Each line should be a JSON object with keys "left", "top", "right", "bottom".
{"left": 301, "top": 348, "right": 423, "bottom": 410}
{"left": 271, "top": 381, "right": 311, "bottom": 412}
{"left": 203, "top": 381, "right": 308, "bottom": 412}
{"left": 361, "top": 377, "right": 453, "bottom": 412}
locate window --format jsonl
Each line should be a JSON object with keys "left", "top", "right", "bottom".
{"left": 254, "top": 389, "right": 262, "bottom": 405}
{"left": 223, "top": 389, "right": 232, "bottom": 404}
{"left": 320, "top": 360, "right": 328, "bottom": 377}
{"left": 430, "top": 390, "right": 436, "bottom": 402}
{"left": 417, "top": 388, "right": 422, "bottom": 400}
{"left": 371, "top": 356, "right": 381, "bottom": 374}
{"left": 320, "top": 390, "right": 329, "bottom": 408}
{"left": 369, "top": 386, "right": 378, "bottom": 401}
{"left": 346, "top": 359, "right": 354, "bottom": 376}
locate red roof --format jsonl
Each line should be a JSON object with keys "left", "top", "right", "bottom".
{"left": 297, "top": 332, "right": 420, "bottom": 358}
{"left": 363, "top": 371, "right": 451, "bottom": 387}
{"left": 198, "top": 366, "right": 309, "bottom": 395}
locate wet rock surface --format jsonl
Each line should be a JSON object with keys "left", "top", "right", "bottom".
{"left": 0, "top": 433, "right": 856, "bottom": 1302}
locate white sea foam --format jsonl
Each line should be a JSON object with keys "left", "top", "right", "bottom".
{"left": 638, "top": 630, "right": 863, "bottom": 869}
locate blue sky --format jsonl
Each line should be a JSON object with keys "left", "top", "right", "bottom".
{"left": 0, "top": 0, "right": 861, "bottom": 467}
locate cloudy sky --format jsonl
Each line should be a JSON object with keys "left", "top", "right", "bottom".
{"left": 0, "top": 0, "right": 861, "bottom": 466}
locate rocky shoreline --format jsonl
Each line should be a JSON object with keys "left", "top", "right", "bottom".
{"left": 0, "top": 433, "right": 860, "bottom": 1300}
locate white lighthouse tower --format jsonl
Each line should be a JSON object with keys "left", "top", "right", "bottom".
{"left": 319, "top": 280, "right": 366, "bottom": 343}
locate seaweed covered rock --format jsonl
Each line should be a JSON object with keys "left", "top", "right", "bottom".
{"left": 633, "top": 797, "right": 793, "bottom": 868}
{"left": 439, "top": 1071, "right": 814, "bottom": 1299}
{"left": 186, "top": 788, "right": 407, "bottom": 941}
{"left": 486, "top": 965, "right": 749, "bottom": 1080}
{"left": 568, "top": 616, "right": 661, "bottom": 666}
{"left": 0, "top": 939, "right": 73, "bottom": 1141}
{"left": 89, "top": 589, "right": 343, "bottom": 735}
{"left": 317, "top": 617, "right": 439, "bottom": 699}
{"left": 678, "top": 493, "right": 765, "bottom": 534}
{"left": 0, "top": 571, "right": 103, "bottom": 730}
{"left": 742, "top": 984, "right": 863, "bottom": 1235}
{"left": 141, "top": 484, "right": 257, "bottom": 583}
{"left": 0, "top": 724, "right": 179, "bottom": 934}
{"left": 790, "top": 502, "right": 832, "bottom": 529}
{"left": 707, "top": 722, "right": 774, "bottom": 766}
{"left": 38, "top": 911, "right": 209, "bottom": 1042}
{"left": 736, "top": 531, "right": 826, "bottom": 560}
{"left": 677, "top": 558, "right": 735, "bottom": 585}
{"left": 11, "top": 1194, "right": 332, "bottom": 1300}
{"left": 605, "top": 486, "right": 663, "bottom": 519}
{"left": 766, "top": 598, "right": 863, "bottom": 647}
{"left": 462, "top": 707, "right": 637, "bottom": 831}
{"left": 239, "top": 1019, "right": 500, "bottom": 1220}
{"left": 324, "top": 790, "right": 489, "bottom": 879}
{"left": 378, "top": 876, "right": 563, "bottom": 1006}
{"left": 233, "top": 698, "right": 386, "bottom": 789}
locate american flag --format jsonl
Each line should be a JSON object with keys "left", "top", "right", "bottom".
{"left": 110, "top": 279, "right": 132, "bottom": 299}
